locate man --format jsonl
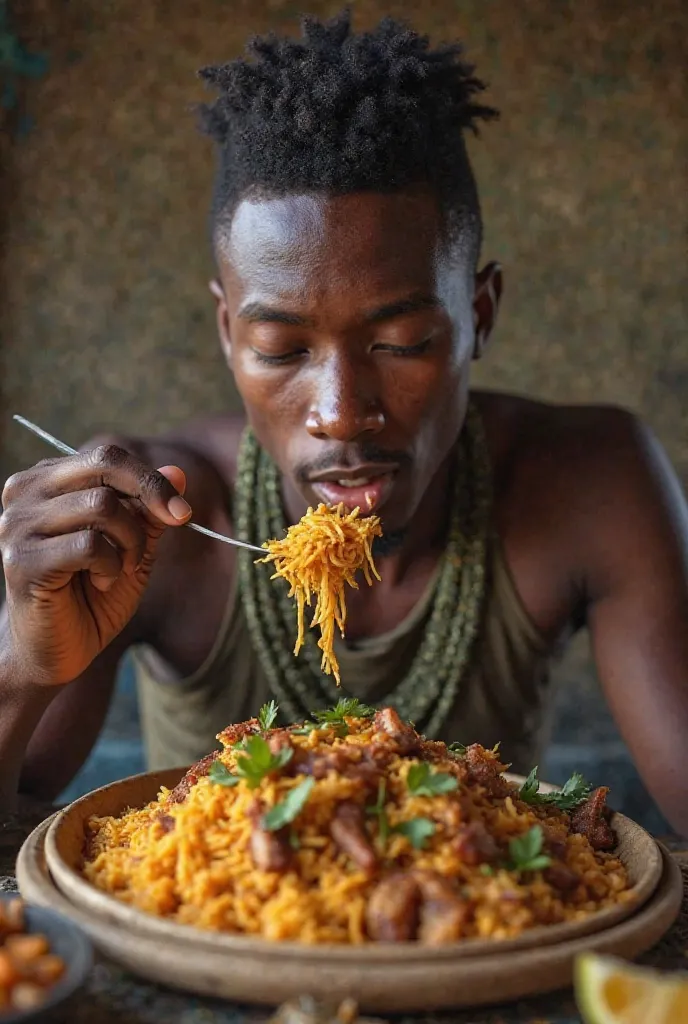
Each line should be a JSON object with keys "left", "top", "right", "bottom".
{"left": 1, "top": 12, "right": 687, "bottom": 833}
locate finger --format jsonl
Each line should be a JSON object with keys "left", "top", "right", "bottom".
{"left": 12, "top": 447, "right": 193, "bottom": 527}
{"left": 27, "top": 489, "right": 147, "bottom": 576}
{"left": 2, "top": 530, "right": 125, "bottom": 594}
{"left": 157, "top": 466, "right": 187, "bottom": 497}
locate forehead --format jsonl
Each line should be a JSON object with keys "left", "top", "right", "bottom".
{"left": 217, "top": 191, "right": 461, "bottom": 312}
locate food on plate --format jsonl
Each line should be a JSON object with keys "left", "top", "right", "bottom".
{"left": 575, "top": 953, "right": 688, "bottom": 1024}
{"left": 0, "top": 898, "right": 66, "bottom": 1014}
{"left": 82, "top": 702, "right": 632, "bottom": 944}
{"left": 259, "top": 503, "right": 382, "bottom": 684}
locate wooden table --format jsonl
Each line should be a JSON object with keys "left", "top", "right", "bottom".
{"left": 2, "top": 799, "right": 687, "bottom": 1024}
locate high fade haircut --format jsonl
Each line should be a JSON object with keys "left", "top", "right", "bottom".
{"left": 198, "top": 10, "right": 498, "bottom": 268}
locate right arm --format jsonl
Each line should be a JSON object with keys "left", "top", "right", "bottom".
{"left": 0, "top": 440, "right": 192, "bottom": 809}
{"left": 0, "top": 620, "right": 128, "bottom": 804}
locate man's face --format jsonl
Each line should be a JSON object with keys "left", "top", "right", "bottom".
{"left": 214, "top": 189, "right": 492, "bottom": 534}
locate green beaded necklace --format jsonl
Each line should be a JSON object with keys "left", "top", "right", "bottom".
{"left": 235, "top": 401, "right": 493, "bottom": 737}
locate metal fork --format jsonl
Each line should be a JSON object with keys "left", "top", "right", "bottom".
{"left": 12, "top": 415, "right": 266, "bottom": 556}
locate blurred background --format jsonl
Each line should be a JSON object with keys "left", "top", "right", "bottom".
{"left": 1, "top": 0, "right": 686, "bottom": 829}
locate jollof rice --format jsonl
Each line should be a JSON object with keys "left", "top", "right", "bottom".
{"left": 82, "top": 704, "right": 632, "bottom": 944}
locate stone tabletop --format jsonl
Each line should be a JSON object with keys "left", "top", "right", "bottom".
{"left": 2, "top": 800, "right": 687, "bottom": 1024}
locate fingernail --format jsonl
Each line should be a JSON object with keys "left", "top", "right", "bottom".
{"left": 168, "top": 496, "right": 192, "bottom": 520}
{"left": 91, "top": 575, "right": 117, "bottom": 592}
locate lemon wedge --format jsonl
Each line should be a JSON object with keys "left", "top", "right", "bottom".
{"left": 575, "top": 954, "right": 688, "bottom": 1024}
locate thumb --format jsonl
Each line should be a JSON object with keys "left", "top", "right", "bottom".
{"left": 157, "top": 466, "right": 191, "bottom": 521}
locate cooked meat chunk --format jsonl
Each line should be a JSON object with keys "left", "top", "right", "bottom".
{"left": 330, "top": 802, "right": 377, "bottom": 872}
{"left": 453, "top": 821, "right": 498, "bottom": 866}
{"left": 247, "top": 799, "right": 292, "bottom": 872}
{"left": 372, "top": 708, "right": 423, "bottom": 755}
{"left": 366, "top": 871, "right": 468, "bottom": 944}
{"left": 167, "top": 751, "right": 219, "bottom": 804}
{"left": 569, "top": 787, "right": 616, "bottom": 851}
{"left": 267, "top": 729, "right": 293, "bottom": 757}
{"left": 291, "top": 746, "right": 382, "bottom": 789}
{"left": 366, "top": 873, "right": 420, "bottom": 942}
{"left": 155, "top": 813, "right": 176, "bottom": 834}
{"left": 415, "top": 872, "right": 469, "bottom": 945}
{"left": 250, "top": 828, "right": 292, "bottom": 872}
{"left": 216, "top": 718, "right": 260, "bottom": 747}
{"left": 544, "top": 863, "right": 579, "bottom": 892}
{"left": 464, "top": 744, "right": 510, "bottom": 798}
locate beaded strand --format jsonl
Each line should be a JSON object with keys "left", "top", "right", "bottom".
{"left": 235, "top": 402, "right": 493, "bottom": 736}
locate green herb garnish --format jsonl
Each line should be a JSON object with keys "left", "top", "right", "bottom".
{"left": 258, "top": 700, "right": 279, "bottom": 732}
{"left": 262, "top": 778, "right": 315, "bottom": 832}
{"left": 519, "top": 767, "right": 591, "bottom": 811}
{"left": 507, "top": 826, "right": 552, "bottom": 873}
{"left": 479, "top": 864, "right": 495, "bottom": 876}
{"left": 519, "top": 766, "right": 541, "bottom": 804}
{"left": 394, "top": 818, "right": 436, "bottom": 850}
{"left": 366, "top": 779, "right": 390, "bottom": 850}
{"left": 290, "top": 721, "right": 318, "bottom": 736}
{"left": 406, "top": 762, "right": 458, "bottom": 797}
{"left": 233, "top": 735, "right": 293, "bottom": 789}
{"left": 208, "top": 761, "right": 240, "bottom": 787}
{"left": 312, "top": 698, "right": 376, "bottom": 731}
{"left": 550, "top": 772, "right": 593, "bottom": 810}
{"left": 447, "top": 741, "right": 467, "bottom": 755}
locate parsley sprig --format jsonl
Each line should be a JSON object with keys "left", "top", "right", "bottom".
{"left": 262, "top": 778, "right": 315, "bottom": 832}
{"left": 258, "top": 700, "right": 279, "bottom": 732}
{"left": 394, "top": 818, "right": 436, "bottom": 850}
{"left": 209, "top": 736, "right": 293, "bottom": 790}
{"left": 366, "top": 780, "right": 390, "bottom": 850}
{"left": 208, "top": 761, "right": 240, "bottom": 787}
{"left": 293, "top": 698, "right": 376, "bottom": 737}
{"left": 507, "top": 826, "right": 552, "bottom": 873}
{"left": 519, "top": 766, "right": 591, "bottom": 811}
{"left": 406, "top": 762, "right": 458, "bottom": 797}
{"left": 366, "top": 780, "right": 435, "bottom": 851}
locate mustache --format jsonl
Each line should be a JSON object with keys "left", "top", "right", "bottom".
{"left": 295, "top": 445, "right": 412, "bottom": 483}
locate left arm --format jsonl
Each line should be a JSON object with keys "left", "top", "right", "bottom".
{"left": 583, "top": 411, "right": 688, "bottom": 836}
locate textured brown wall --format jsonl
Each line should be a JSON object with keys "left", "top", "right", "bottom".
{"left": 2, "top": 0, "right": 686, "bottom": 477}
{"left": 1, "top": 1, "right": 687, "bottom": 818}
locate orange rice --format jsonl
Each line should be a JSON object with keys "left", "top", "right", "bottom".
{"left": 82, "top": 710, "right": 632, "bottom": 944}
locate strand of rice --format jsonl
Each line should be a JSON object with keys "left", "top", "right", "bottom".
{"left": 259, "top": 503, "right": 383, "bottom": 683}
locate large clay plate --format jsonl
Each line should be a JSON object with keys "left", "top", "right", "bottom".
{"left": 17, "top": 814, "right": 683, "bottom": 1011}
{"left": 43, "top": 768, "right": 662, "bottom": 958}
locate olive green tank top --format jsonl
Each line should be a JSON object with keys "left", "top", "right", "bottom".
{"left": 132, "top": 535, "right": 553, "bottom": 777}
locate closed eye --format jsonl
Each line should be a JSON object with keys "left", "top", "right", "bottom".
{"left": 372, "top": 338, "right": 433, "bottom": 357}
{"left": 251, "top": 348, "right": 306, "bottom": 366}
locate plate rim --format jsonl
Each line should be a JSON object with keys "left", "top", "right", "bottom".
{"left": 16, "top": 814, "right": 683, "bottom": 1012}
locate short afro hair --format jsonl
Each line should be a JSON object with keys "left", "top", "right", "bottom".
{"left": 198, "top": 10, "right": 497, "bottom": 264}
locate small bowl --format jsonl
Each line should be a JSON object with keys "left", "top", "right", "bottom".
{"left": 0, "top": 894, "right": 92, "bottom": 1023}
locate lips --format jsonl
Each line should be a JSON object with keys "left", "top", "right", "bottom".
{"left": 310, "top": 472, "right": 396, "bottom": 514}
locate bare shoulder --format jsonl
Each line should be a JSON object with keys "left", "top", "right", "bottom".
{"left": 474, "top": 389, "right": 674, "bottom": 498}
{"left": 475, "top": 389, "right": 687, "bottom": 608}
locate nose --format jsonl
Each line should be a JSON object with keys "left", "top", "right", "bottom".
{"left": 305, "top": 357, "right": 385, "bottom": 442}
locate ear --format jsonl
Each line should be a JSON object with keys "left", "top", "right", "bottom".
{"left": 209, "top": 278, "right": 232, "bottom": 366}
{"left": 472, "top": 261, "right": 503, "bottom": 360}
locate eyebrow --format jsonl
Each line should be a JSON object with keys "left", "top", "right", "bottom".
{"left": 238, "top": 293, "right": 442, "bottom": 327}
{"left": 238, "top": 303, "right": 313, "bottom": 326}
